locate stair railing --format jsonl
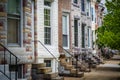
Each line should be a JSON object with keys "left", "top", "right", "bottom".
{"left": 59, "top": 46, "right": 80, "bottom": 77}
{"left": 34, "top": 40, "right": 59, "bottom": 62}
{"left": 0, "top": 43, "right": 20, "bottom": 80}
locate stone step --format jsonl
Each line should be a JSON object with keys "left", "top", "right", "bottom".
{"left": 59, "top": 72, "right": 84, "bottom": 78}
{"left": 37, "top": 67, "right": 52, "bottom": 74}
{"left": 65, "top": 64, "right": 74, "bottom": 70}
{"left": 52, "top": 76, "right": 64, "bottom": 80}
{"left": 96, "top": 64, "right": 120, "bottom": 71}
{"left": 43, "top": 72, "right": 58, "bottom": 79}
{"left": 32, "top": 63, "right": 46, "bottom": 69}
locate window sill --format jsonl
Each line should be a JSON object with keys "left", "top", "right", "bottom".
{"left": 7, "top": 43, "right": 20, "bottom": 47}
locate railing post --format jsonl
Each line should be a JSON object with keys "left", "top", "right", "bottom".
{"left": 4, "top": 48, "right": 6, "bottom": 74}
{"left": 15, "top": 57, "right": 18, "bottom": 80}
{"left": 10, "top": 54, "right": 11, "bottom": 80}
{"left": 75, "top": 54, "right": 78, "bottom": 77}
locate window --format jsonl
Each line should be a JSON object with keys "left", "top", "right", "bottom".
{"left": 44, "top": 0, "right": 51, "bottom": 45}
{"left": 86, "top": 0, "right": 90, "bottom": 16}
{"left": 44, "top": 9, "right": 50, "bottom": 26}
{"left": 44, "top": 27, "right": 51, "bottom": 44}
{"left": 62, "top": 14, "right": 69, "bottom": 48}
{"left": 7, "top": 0, "right": 21, "bottom": 45}
{"left": 73, "top": 0, "right": 78, "bottom": 4}
{"left": 88, "top": 28, "right": 90, "bottom": 47}
{"left": 74, "top": 19, "right": 78, "bottom": 47}
{"left": 44, "top": 60, "right": 51, "bottom": 67}
{"left": 81, "top": 24, "right": 85, "bottom": 48}
{"left": 81, "top": 0, "right": 85, "bottom": 12}
{"left": 91, "top": 7, "right": 94, "bottom": 21}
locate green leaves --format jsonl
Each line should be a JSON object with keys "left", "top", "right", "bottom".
{"left": 96, "top": 0, "right": 120, "bottom": 50}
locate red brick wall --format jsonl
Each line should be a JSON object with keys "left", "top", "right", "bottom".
{"left": 58, "top": 0, "right": 72, "bottom": 53}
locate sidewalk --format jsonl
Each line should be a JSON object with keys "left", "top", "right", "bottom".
{"left": 64, "top": 54, "right": 120, "bottom": 80}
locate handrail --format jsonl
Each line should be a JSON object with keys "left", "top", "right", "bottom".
{"left": 0, "top": 43, "right": 20, "bottom": 62}
{"left": 0, "top": 43, "right": 20, "bottom": 80}
{"left": 34, "top": 40, "right": 59, "bottom": 62}
{"left": 59, "top": 45, "right": 74, "bottom": 58}
{"left": 0, "top": 70, "right": 10, "bottom": 80}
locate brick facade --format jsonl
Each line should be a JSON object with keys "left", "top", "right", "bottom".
{"left": 58, "top": 0, "right": 72, "bottom": 53}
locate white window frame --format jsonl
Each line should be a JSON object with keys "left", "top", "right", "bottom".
{"left": 62, "top": 13, "right": 70, "bottom": 49}
{"left": 44, "top": 0, "right": 52, "bottom": 45}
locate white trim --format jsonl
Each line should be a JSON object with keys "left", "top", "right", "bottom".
{"left": 62, "top": 13, "right": 70, "bottom": 49}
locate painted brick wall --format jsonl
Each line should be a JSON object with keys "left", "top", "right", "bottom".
{"left": 36, "top": 0, "right": 59, "bottom": 62}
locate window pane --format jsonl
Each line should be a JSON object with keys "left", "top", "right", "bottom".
{"left": 74, "top": 0, "right": 78, "bottom": 4}
{"left": 62, "top": 15, "right": 67, "bottom": 34}
{"left": 44, "top": 9, "right": 50, "bottom": 26}
{"left": 63, "top": 35, "right": 68, "bottom": 47}
{"left": 44, "top": 60, "right": 51, "bottom": 67}
{"left": 74, "top": 20, "right": 78, "bottom": 47}
{"left": 44, "top": 27, "right": 51, "bottom": 44}
{"left": 81, "top": 24, "right": 85, "bottom": 48}
{"left": 81, "top": 0, "right": 85, "bottom": 11}
{"left": 8, "top": 0, "right": 20, "bottom": 14}
{"left": 44, "top": 0, "right": 51, "bottom": 7}
{"left": 7, "top": 19, "right": 19, "bottom": 43}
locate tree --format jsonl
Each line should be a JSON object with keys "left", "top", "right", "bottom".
{"left": 96, "top": 0, "right": 120, "bottom": 50}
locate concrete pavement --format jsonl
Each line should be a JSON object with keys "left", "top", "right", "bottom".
{"left": 64, "top": 54, "right": 120, "bottom": 80}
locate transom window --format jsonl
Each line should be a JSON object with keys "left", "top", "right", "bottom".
{"left": 44, "top": 0, "right": 51, "bottom": 7}
{"left": 7, "top": 0, "right": 21, "bottom": 45}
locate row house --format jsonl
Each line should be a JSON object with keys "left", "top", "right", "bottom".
{"left": 0, "top": 0, "right": 104, "bottom": 80}
{"left": 0, "top": 0, "right": 35, "bottom": 79}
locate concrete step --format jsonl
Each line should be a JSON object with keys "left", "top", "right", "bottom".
{"left": 96, "top": 64, "right": 120, "bottom": 71}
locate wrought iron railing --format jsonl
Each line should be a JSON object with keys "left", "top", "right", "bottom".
{"left": 0, "top": 43, "right": 20, "bottom": 80}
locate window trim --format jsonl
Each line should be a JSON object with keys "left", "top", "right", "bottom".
{"left": 74, "top": 19, "right": 78, "bottom": 47}
{"left": 62, "top": 13, "right": 70, "bottom": 49}
{"left": 44, "top": 0, "right": 52, "bottom": 45}
{"left": 7, "top": 0, "right": 22, "bottom": 47}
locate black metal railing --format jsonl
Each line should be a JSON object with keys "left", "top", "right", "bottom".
{"left": 0, "top": 43, "right": 20, "bottom": 80}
